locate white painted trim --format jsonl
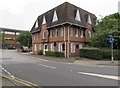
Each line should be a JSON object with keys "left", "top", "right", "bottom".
{"left": 47, "top": 22, "right": 87, "bottom": 29}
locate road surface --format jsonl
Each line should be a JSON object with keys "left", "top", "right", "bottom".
{"left": 1, "top": 50, "right": 119, "bottom": 87}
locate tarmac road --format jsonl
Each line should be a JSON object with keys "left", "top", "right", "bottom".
{"left": 1, "top": 50, "right": 119, "bottom": 87}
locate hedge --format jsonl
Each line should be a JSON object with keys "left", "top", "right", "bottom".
{"left": 45, "top": 51, "right": 63, "bottom": 57}
{"left": 38, "top": 50, "right": 43, "bottom": 55}
{"left": 45, "top": 51, "right": 55, "bottom": 56}
{"left": 79, "top": 48, "right": 120, "bottom": 60}
{"left": 55, "top": 52, "right": 64, "bottom": 57}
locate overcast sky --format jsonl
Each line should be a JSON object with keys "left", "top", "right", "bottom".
{"left": 0, "top": 0, "right": 119, "bottom": 31}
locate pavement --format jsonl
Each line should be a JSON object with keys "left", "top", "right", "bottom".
{"left": 28, "top": 52, "right": 120, "bottom": 67}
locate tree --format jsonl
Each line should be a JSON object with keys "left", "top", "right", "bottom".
{"left": 91, "top": 13, "right": 120, "bottom": 49}
{"left": 16, "top": 31, "right": 32, "bottom": 48}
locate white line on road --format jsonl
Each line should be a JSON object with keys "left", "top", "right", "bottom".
{"left": 33, "top": 63, "right": 56, "bottom": 69}
{"left": 0, "top": 66, "right": 15, "bottom": 78}
{"left": 78, "top": 72, "right": 119, "bottom": 81}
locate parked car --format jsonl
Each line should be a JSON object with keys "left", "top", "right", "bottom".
{"left": 21, "top": 46, "right": 30, "bottom": 52}
{"left": 2, "top": 44, "right": 16, "bottom": 49}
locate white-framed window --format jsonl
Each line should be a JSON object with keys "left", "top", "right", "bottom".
{"left": 42, "top": 16, "right": 46, "bottom": 24}
{"left": 5, "top": 31, "right": 15, "bottom": 34}
{"left": 33, "top": 33, "right": 39, "bottom": 40}
{"left": 50, "top": 43, "right": 54, "bottom": 51}
{"left": 34, "top": 44, "right": 37, "bottom": 51}
{"left": 55, "top": 29, "right": 58, "bottom": 37}
{"left": 75, "top": 9, "right": 81, "bottom": 22}
{"left": 75, "top": 28, "right": 78, "bottom": 37}
{"left": 80, "top": 30, "right": 83, "bottom": 38}
{"left": 42, "top": 31, "right": 46, "bottom": 39}
{"left": 50, "top": 30, "right": 53, "bottom": 38}
{"left": 16, "top": 32, "right": 20, "bottom": 35}
{"left": 58, "top": 43, "right": 62, "bottom": 52}
{"left": 39, "top": 44, "right": 43, "bottom": 50}
{"left": 71, "top": 43, "right": 75, "bottom": 53}
{"left": 52, "top": 10, "right": 58, "bottom": 22}
{"left": 4, "top": 37, "right": 15, "bottom": 40}
{"left": 60, "top": 27, "right": 64, "bottom": 36}
{"left": 88, "top": 30, "right": 92, "bottom": 38}
{"left": 79, "top": 44, "right": 83, "bottom": 49}
{"left": 33, "top": 34, "right": 35, "bottom": 40}
{"left": 70, "top": 27, "right": 73, "bottom": 36}
{"left": 87, "top": 15, "right": 92, "bottom": 24}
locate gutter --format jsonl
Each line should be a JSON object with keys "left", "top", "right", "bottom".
{"left": 67, "top": 24, "right": 72, "bottom": 58}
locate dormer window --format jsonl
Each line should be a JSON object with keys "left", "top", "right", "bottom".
{"left": 52, "top": 10, "right": 58, "bottom": 22}
{"left": 35, "top": 20, "right": 38, "bottom": 28}
{"left": 42, "top": 16, "right": 46, "bottom": 24}
{"left": 87, "top": 15, "right": 92, "bottom": 24}
{"left": 75, "top": 9, "right": 81, "bottom": 22}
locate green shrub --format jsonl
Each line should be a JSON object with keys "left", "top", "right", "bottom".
{"left": 79, "top": 48, "right": 120, "bottom": 60}
{"left": 55, "top": 52, "right": 63, "bottom": 57}
{"left": 50, "top": 51, "right": 55, "bottom": 56}
{"left": 45, "top": 51, "right": 63, "bottom": 57}
{"left": 45, "top": 51, "right": 49, "bottom": 56}
{"left": 45, "top": 51, "right": 55, "bottom": 56}
{"left": 38, "top": 50, "right": 43, "bottom": 55}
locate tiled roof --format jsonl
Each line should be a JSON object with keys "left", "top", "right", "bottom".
{"left": 31, "top": 2, "right": 96, "bottom": 33}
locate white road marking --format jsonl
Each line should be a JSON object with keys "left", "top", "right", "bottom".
{"left": 70, "top": 70, "right": 73, "bottom": 71}
{"left": 78, "top": 72, "right": 119, "bottom": 81}
{"left": 1, "top": 66, "right": 15, "bottom": 79}
{"left": 33, "top": 63, "right": 56, "bottom": 69}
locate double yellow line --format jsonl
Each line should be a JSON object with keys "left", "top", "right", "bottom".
{"left": 1, "top": 74, "right": 40, "bottom": 88}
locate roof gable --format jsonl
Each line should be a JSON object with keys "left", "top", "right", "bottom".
{"left": 52, "top": 10, "right": 58, "bottom": 22}
{"left": 87, "top": 15, "right": 92, "bottom": 24}
{"left": 75, "top": 9, "right": 81, "bottom": 22}
{"left": 35, "top": 20, "right": 39, "bottom": 28}
{"left": 42, "top": 16, "right": 46, "bottom": 24}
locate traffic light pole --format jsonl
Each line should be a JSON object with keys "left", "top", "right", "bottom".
{"left": 111, "top": 42, "right": 114, "bottom": 63}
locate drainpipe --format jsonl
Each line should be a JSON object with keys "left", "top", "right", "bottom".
{"left": 61, "top": 24, "right": 66, "bottom": 58}
{"left": 67, "top": 24, "right": 72, "bottom": 58}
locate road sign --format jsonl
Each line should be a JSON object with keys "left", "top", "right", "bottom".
{"left": 109, "top": 36, "right": 114, "bottom": 43}
{"left": 108, "top": 35, "right": 114, "bottom": 63}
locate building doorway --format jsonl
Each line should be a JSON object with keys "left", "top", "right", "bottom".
{"left": 43, "top": 44, "right": 48, "bottom": 55}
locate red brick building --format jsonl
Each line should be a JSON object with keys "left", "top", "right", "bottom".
{"left": 30, "top": 2, "right": 97, "bottom": 57}
{"left": 1, "top": 28, "right": 27, "bottom": 49}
